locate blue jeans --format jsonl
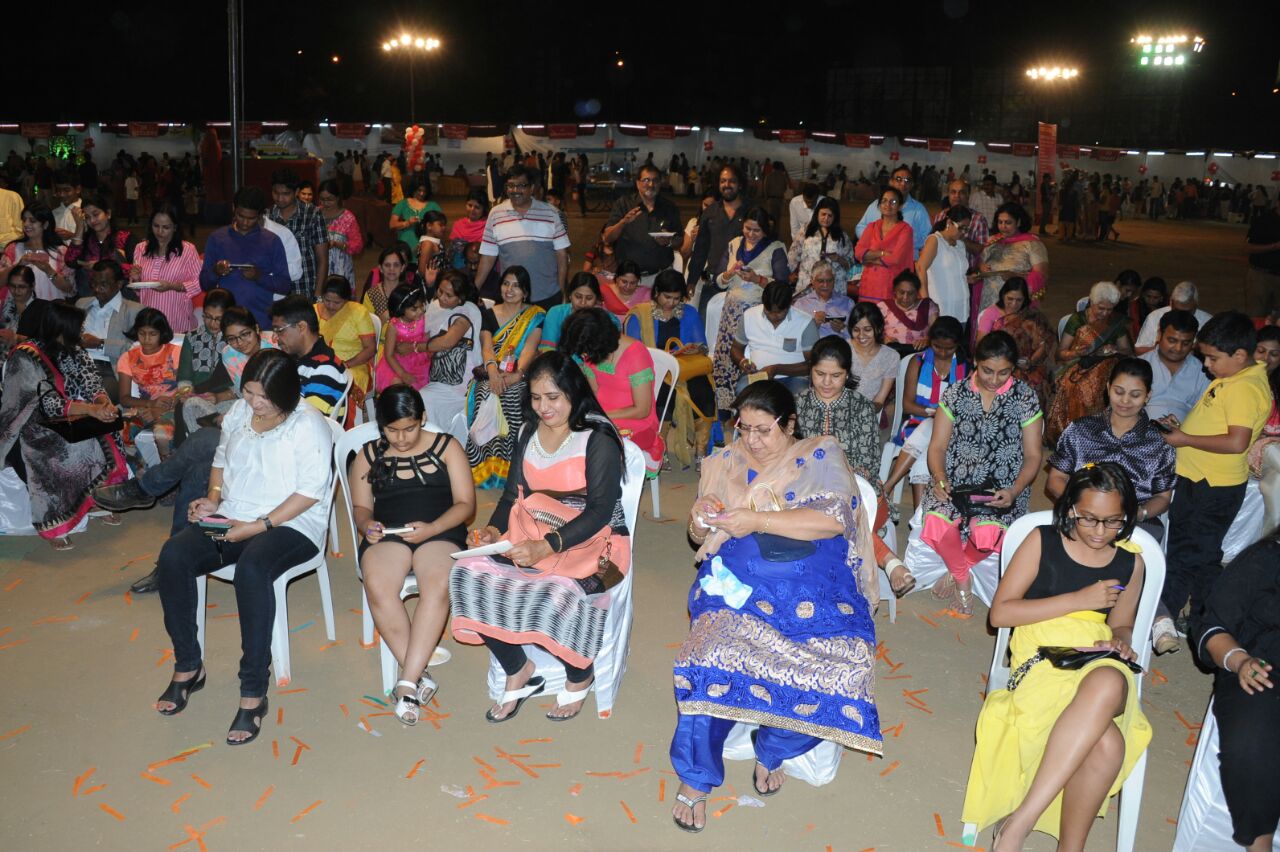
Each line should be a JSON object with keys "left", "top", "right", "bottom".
{"left": 158, "top": 524, "right": 317, "bottom": 697}
{"left": 139, "top": 426, "right": 219, "bottom": 536}
{"left": 669, "top": 713, "right": 821, "bottom": 791}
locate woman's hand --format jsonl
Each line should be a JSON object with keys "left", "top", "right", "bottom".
{"left": 691, "top": 494, "right": 725, "bottom": 530}
{"left": 158, "top": 280, "right": 186, "bottom": 292}
{"left": 218, "top": 519, "right": 262, "bottom": 544}
{"left": 1235, "top": 655, "right": 1274, "bottom": 695}
{"left": 396, "top": 370, "right": 416, "bottom": 388}
{"left": 1092, "top": 637, "right": 1137, "bottom": 662}
{"left": 1073, "top": 579, "right": 1123, "bottom": 612}
{"left": 912, "top": 338, "right": 928, "bottom": 350}
{"left": 711, "top": 508, "right": 763, "bottom": 538}
{"left": 472, "top": 525, "right": 501, "bottom": 545}
{"left": 187, "top": 498, "right": 221, "bottom": 523}
{"left": 395, "top": 340, "right": 416, "bottom": 355}
{"left": 506, "top": 538, "right": 553, "bottom": 568}
{"left": 399, "top": 521, "right": 433, "bottom": 545}
{"left": 88, "top": 401, "right": 117, "bottom": 422}
{"left": 931, "top": 478, "right": 951, "bottom": 502}
{"left": 364, "top": 521, "right": 385, "bottom": 544}
{"left": 988, "top": 487, "right": 1015, "bottom": 509}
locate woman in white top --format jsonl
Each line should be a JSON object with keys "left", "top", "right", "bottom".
{"left": 420, "top": 270, "right": 483, "bottom": 443}
{"left": 917, "top": 205, "right": 973, "bottom": 323}
{"left": 0, "top": 203, "right": 71, "bottom": 300}
{"left": 153, "top": 349, "right": 335, "bottom": 746}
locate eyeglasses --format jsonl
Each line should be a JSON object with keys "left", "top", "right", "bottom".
{"left": 892, "top": 176, "right": 912, "bottom": 184}
{"left": 270, "top": 321, "right": 299, "bottom": 335}
{"left": 1071, "top": 514, "right": 1126, "bottom": 530}
{"left": 201, "top": 313, "right": 223, "bottom": 325}
{"left": 733, "top": 416, "right": 780, "bottom": 439}
{"left": 637, "top": 177, "right": 658, "bottom": 185}
{"left": 225, "top": 329, "right": 258, "bottom": 345}
{"left": 880, "top": 198, "right": 900, "bottom": 206}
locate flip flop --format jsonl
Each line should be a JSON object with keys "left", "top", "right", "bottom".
{"left": 751, "top": 761, "right": 783, "bottom": 797}
{"left": 672, "top": 791, "right": 709, "bottom": 833}
{"left": 484, "top": 676, "right": 545, "bottom": 723}
{"left": 887, "top": 559, "right": 916, "bottom": 597}
{"left": 546, "top": 680, "right": 593, "bottom": 721}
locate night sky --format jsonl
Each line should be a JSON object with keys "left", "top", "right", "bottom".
{"left": 12, "top": 1, "right": 1279, "bottom": 147}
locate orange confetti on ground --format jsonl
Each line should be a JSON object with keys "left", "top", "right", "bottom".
{"left": 457, "top": 793, "right": 489, "bottom": 810}
{"left": 129, "top": 628, "right": 139, "bottom": 642}
{"left": 883, "top": 674, "right": 913, "bottom": 680}
{"left": 881, "top": 722, "right": 905, "bottom": 738}
{"left": 98, "top": 803, "right": 125, "bottom": 821}
{"left": 272, "top": 739, "right": 280, "bottom": 759}
{"left": 0, "top": 640, "right": 28, "bottom": 651}
{"left": 277, "top": 687, "right": 308, "bottom": 695}
{"left": 473, "top": 813, "right": 509, "bottom": 826}
{"left": 155, "top": 649, "right": 175, "bottom": 667}
{"left": 171, "top": 793, "right": 190, "bottom": 813}
{"left": 879, "top": 760, "right": 901, "bottom": 777}
{"left": 915, "top": 612, "right": 939, "bottom": 628}
{"left": 73, "top": 767, "right": 96, "bottom": 796}
{"left": 712, "top": 801, "right": 735, "bottom": 818}
{"left": 358, "top": 698, "right": 385, "bottom": 710}
{"left": 289, "top": 735, "right": 310, "bottom": 750}
{"left": 319, "top": 641, "right": 340, "bottom": 651}
{"left": 519, "top": 737, "right": 552, "bottom": 744}
{"left": 81, "top": 784, "right": 107, "bottom": 796}
{"left": 633, "top": 742, "right": 644, "bottom": 763}
{"left": 473, "top": 756, "right": 497, "bottom": 772}
{"left": 3, "top": 578, "right": 23, "bottom": 591}
{"left": 253, "top": 785, "right": 274, "bottom": 810}
{"left": 934, "top": 812, "right": 946, "bottom": 836}
{"left": 617, "top": 767, "right": 651, "bottom": 779}
{"left": 140, "top": 771, "right": 171, "bottom": 786}
{"left": 658, "top": 778, "right": 666, "bottom": 802}
{"left": 1166, "top": 817, "right": 1178, "bottom": 825}
{"left": 74, "top": 591, "right": 91, "bottom": 605}
{"left": 1174, "top": 710, "right": 1201, "bottom": 731}
{"left": 569, "top": 783, "right": 583, "bottom": 796}
{"left": 190, "top": 774, "right": 211, "bottom": 789}
{"left": 33, "top": 614, "right": 79, "bottom": 625}
{"left": 406, "top": 759, "right": 425, "bottom": 779}
{"left": 564, "top": 813, "right": 585, "bottom": 826}
{"left": 290, "top": 800, "right": 323, "bottom": 823}
{"left": 800, "top": 823, "right": 815, "bottom": 834}
{"left": 586, "top": 771, "right": 622, "bottom": 778}
{"left": 290, "top": 745, "right": 304, "bottom": 766}
{"left": 479, "top": 768, "right": 520, "bottom": 790}
{"left": 0, "top": 627, "right": 9, "bottom": 637}
{"left": 339, "top": 703, "right": 349, "bottom": 718}
{"left": 620, "top": 800, "right": 639, "bottom": 823}
{"left": 123, "top": 592, "right": 133, "bottom": 606}
{"left": 946, "top": 842, "right": 981, "bottom": 849}
{"left": 1150, "top": 669, "right": 1169, "bottom": 685}
{"left": 276, "top": 707, "right": 283, "bottom": 726}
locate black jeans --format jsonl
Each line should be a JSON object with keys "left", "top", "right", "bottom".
{"left": 139, "top": 426, "right": 219, "bottom": 536}
{"left": 1214, "top": 671, "right": 1280, "bottom": 846}
{"left": 158, "top": 524, "right": 318, "bottom": 697}
{"left": 482, "top": 635, "right": 593, "bottom": 685}
{"left": 1162, "top": 476, "right": 1246, "bottom": 622}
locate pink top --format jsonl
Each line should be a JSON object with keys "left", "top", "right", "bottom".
{"left": 977, "top": 304, "right": 1004, "bottom": 336}
{"left": 131, "top": 241, "right": 204, "bottom": 333}
{"left": 586, "top": 340, "right": 664, "bottom": 471}
{"left": 854, "top": 219, "right": 913, "bottom": 303}
{"left": 325, "top": 208, "right": 364, "bottom": 256}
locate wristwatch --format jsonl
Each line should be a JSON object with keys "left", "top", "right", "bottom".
{"left": 259, "top": 516, "right": 274, "bottom": 531}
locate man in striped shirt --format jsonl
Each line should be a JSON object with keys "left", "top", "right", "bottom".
{"left": 268, "top": 295, "right": 348, "bottom": 417}
{"left": 474, "top": 164, "right": 570, "bottom": 309}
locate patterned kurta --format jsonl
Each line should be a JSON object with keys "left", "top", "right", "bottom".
{"left": 795, "top": 387, "right": 882, "bottom": 491}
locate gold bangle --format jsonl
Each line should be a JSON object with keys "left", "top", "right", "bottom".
{"left": 211, "top": 485, "right": 223, "bottom": 492}
{"left": 761, "top": 513, "right": 771, "bottom": 534}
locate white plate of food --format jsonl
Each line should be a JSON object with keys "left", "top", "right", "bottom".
{"left": 647, "top": 231, "right": 677, "bottom": 239}
{"left": 128, "top": 281, "right": 164, "bottom": 290}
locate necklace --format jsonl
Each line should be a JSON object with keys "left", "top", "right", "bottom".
{"left": 530, "top": 427, "right": 572, "bottom": 459}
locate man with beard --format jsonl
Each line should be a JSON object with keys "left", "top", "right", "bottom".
{"left": 686, "top": 163, "right": 747, "bottom": 313}
{"left": 602, "top": 163, "right": 683, "bottom": 285}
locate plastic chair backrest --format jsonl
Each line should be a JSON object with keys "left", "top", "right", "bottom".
{"left": 887, "top": 352, "right": 914, "bottom": 439}
{"left": 327, "top": 370, "right": 355, "bottom": 422}
{"left": 985, "top": 511, "right": 1166, "bottom": 692}
{"left": 369, "top": 312, "right": 382, "bottom": 345}
{"left": 647, "top": 347, "right": 680, "bottom": 425}
{"left": 853, "top": 474, "right": 877, "bottom": 523}
{"left": 1057, "top": 313, "right": 1072, "bottom": 340}
{"left": 620, "top": 439, "right": 646, "bottom": 536}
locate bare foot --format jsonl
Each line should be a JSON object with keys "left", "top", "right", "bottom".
{"left": 753, "top": 762, "right": 785, "bottom": 795}
{"left": 672, "top": 783, "right": 708, "bottom": 831}
{"left": 487, "top": 660, "right": 535, "bottom": 721}
{"left": 547, "top": 679, "right": 593, "bottom": 719}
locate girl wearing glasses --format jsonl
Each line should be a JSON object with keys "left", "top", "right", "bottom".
{"left": 962, "top": 462, "right": 1151, "bottom": 852}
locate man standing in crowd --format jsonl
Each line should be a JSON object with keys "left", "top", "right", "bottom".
{"left": 855, "top": 165, "right": 931, "bottom": 259}
{"left": 475, "top": 164, "right": 570, "bottom": 310}
{"left": 1244, "top": 194, "right": 1280, "bottom": 319}
{"left": 1141, "top": 310, "right": 1209, "bottom": 422}
{"left": 51, "top": 170, "right": 83, "bottom": 241}
{"left": 969, "top": 174, "right": 1001, "bottom": 233}
{"left": 1134, "top": 281, "right": 1213, "bottom": 355}
{"left": 269, "top": 169, "right": 328, "bottom": 300}
{"left": 76, "top": 259, "right": 141, "bottom": 403}
{"left": 932, "top": 179, "right": 990, "bottom": 266}
{"left": 602, "top": 163, "right": 682, "bottom": 285}
{"left": 687, "top": 163, "right": 747, "bottom": 313}
{"left": 788, "top": 183, "right": 822, "bottom": 244}
{"left": 199, "top": 186, "right": 290, "bottom": 328}
{"left": 1149, "top": 175, "right": 1165, "bottom": 220}
{"left": 761, "top": 160, "right": 789, "bottom": 231}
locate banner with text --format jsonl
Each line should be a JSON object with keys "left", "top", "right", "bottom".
{"left": 1035, "top": 122, "right": 1057, "bottom": 223}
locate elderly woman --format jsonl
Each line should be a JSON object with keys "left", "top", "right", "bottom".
{"left": 976, "top": 202, "right": 1050, "bottom": 311}
{"left": 0, "top": 302, "right": 128, "bottom": 550}
{"left": 919, "top": 331, "right": 1044, "bottom": 616}
{"left": 792, "top": 260, "right": 854, "bottom": 340}
{"left": 671, "top": 381, "right": 882, "bottom": 833}
{"left": 880, "top": 270, "right": 939, "bottom": 355}
{"left": 709, "top": 207, "right": 790, "bottom": 411}
{"left": 787, "top": 196, "right": 854, "bottom": 292}
{"left": 624, "top": 269, "right": 715, "bottom": 470}
{"left": 854, "top": 186, "right": 913, "bottom": 304}
{"left": 599, "top": 260, "right": 651, "bottom": 320}
{"left": 1045, "top": 281, "right": 1133, "bottom": 446}
{"left": 451, "top": 351, "right": 631, "bottom": 723}
{"left": 561, "top": 307, "right": 664, "bottom": 477}
{"left": 1193, "top": 531, "right": 1280, "bottom": 852}
{"left": 315, "top": 276, "right": 376, "bottom": 395}
{"left": 976, "top": 277, "right": 1056, "bottom": 412}
{"left": 152, "top": 349, "right": 335, "bottom": 745}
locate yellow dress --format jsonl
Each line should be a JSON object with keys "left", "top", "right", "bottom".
{"left": 961, "top": 609, "right": 1152, "bottom": 838}
{"left": 316, "top": 301, "right": 375, "bottom": 393}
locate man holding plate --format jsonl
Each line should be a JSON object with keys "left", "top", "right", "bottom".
{"left": 602, "top": 162, "right": 683, "bottom": 287}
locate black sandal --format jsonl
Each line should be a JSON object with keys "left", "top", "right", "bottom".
{"left": 156, "top": 668, "right": 206, "bottom": 716}
{"left": 752, "top": 761, "right": 783, "bottom": 797}
{"left": 226, "top": 697, "right": 268, "bottom": 746}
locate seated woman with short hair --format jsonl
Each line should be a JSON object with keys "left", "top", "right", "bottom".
{"left": 1045, "top": 281, "right": 1134, "bottom": 446}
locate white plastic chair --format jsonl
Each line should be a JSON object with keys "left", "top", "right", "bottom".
{"left": 328, "top": 370, "right": 354, "bottom": 423}
{"left": 704, "top": 291, "right": 725, "bottom": 354}
{"left": 876, "top": 353, "right": 916, "bottom": 517}
{"left": 1058, "top": 313, "right": 1073, "bottom": 340}
{"left": 194, "top": 418, "right": 342, "bottom": 687}
{"left": 482, "top": 439, "right": 646, "bottom": 719}
{"left": 959, "top": 511, "right": 1165, "bottom": 851}
{"left": 852, "top": 473, "right": 897, "bottom": 624}
{"left": 362, "top": 314, "right": 383, "bottom": 425}
{"left": 646, "top": 346, "right": 679, "bottom": 519}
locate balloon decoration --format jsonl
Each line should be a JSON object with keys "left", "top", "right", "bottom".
{"left": 403, "top": 124, "right": 427, "bottom": 173}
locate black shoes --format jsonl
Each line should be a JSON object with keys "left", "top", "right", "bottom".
{"left": 130, "top": 568, "right": 160, "bottom": 595}
{"left": 92, "top": 480, "right": 156, "bottom": 513}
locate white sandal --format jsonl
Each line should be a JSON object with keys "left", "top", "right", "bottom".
{"left": 484, "top": 675, "right": 545, "bottom": 723}
{"left": 416, "top": 672, "right": 439, "bottom": 705}
{"left": 546, "top": 680, "right": 593, "bottom": 722}
{"left": 393, "top": 679, "right": 420, "bottom": 726}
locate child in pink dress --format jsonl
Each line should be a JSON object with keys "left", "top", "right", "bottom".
{"left": 375, "top": 284, "right": 432, "bottom": 391}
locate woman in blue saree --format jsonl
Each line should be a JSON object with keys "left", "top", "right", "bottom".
{"left": 671, "top": 380, "right": 882, "bottom": 832}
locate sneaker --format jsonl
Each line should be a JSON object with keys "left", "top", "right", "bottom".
{"left": 92, "top": 480, "right": 156, "bottom": 513}
{"left": 1153, "top": 617, "right": 1181, "bottom": 655}
{"left": 1173, "top": 614, "right": 1189, "bottom": 639}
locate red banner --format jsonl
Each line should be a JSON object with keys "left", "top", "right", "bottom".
{"left": 777, "top": 129, "right": 805, "bottom": 144}
{"left": 442, "top": 124, "right": 469, "bottom": 141}
{"left": 1012, "top": 143, "right": 1036, "bottom": 157}
{"left": 547, "top": 124, "right": 578, "bottom": 140}
{"left": 238, "top": 121, "right": 263, "bottom": 141}
{"left": 1092, "top": 148, "right": 1119, "bottom": 162}
{"left": 1035, "top": 123, "right": 1057, "bottom": 224}
{"left": 646, "top": 124, "right": 675, "bottom": 140}
{"left": 604, "top": 138, "right": 615, "bottom": 149}
{"left": 703, "top": 140, "right": 713, "bottom": 152}
{"left": 332, "top": 123, "right": 368, "bottom": 139}
{"left": 1057, "top": 144, "right": 1080, "bottom": 160}
{"left": 503, "top": 135, "right": 515, "bottom": 151}
{"left": 843, "top": 133, "right": 871, "bottom": 149}
{"left": 1272, "top": 170, "right": 1280, "bottom": 182}
{"left": 927, "top": 138, "right": 953, "bottom": 153}
{"left": 799, "top": 146, "right": 810, "bottom": 157}
{"left": 19, "top": 123, "right": 53, "bottom": 139}
{"left": 889, "top": 151, "right": 900, "bottom": 161}
{"left": 128, "top": 122, "right": 159, "bottom": 138}
{"left": 977, "top": 155, "right": 987, "bottom": 164}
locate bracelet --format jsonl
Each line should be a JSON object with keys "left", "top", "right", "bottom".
{"left": 1223, "top": 647, "right": 1248, "bottom": 673}
{"left": 1138, "top": 506, "right": 1148, "bottom": 523}
{"left": 211, "top": 485, "right": 223, "bottom": 492}
{"left": 761, "top": 513, "right": 771, "bottom": 534}
{"left": 687, "top": 521, "right": 707, "bottom": 542}
{"left": 546, "top": 530, "right": 564, "bottom": 552}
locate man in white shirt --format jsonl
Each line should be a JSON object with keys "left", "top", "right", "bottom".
{"left": 76, "top": 259, "right": 142, "bottom": 402}
{"left": 1140, "top": 309, "right": 1210, "bottom": 422}
{"left": 730, "top": 281, "right": 818, "bottom": 395}
{"left": 51, "top": 169, "right": 83, "bottom": 241}
{"left": 1134, "top": 280, "right": 1213, "bottom": 354}
{"left": 262, "top": 216, "right": 304, "bottom": 295}
{"left": 788, "top": 183, "right": 822, "bottom": 244}
{"left": 475, "top": 164, "right": 570, "bottom": 309}
{"left": 968, "top": 174, "right": 1001, "bottom": 231}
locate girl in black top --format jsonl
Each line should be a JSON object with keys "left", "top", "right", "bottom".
{"left": 349, "top": 385, "right": 476, "bottom": 726}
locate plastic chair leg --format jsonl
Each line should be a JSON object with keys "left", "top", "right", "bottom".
{"left": 271, "top": 582, "right": 292, "bottom": 686}
{"left": 961, "top": 822, "right": 978, "bottom": 847}
{"left": 361, "top": 588, "right": 374, "bottom": 646}
{"left": 649, "top": 476, "right": 661, "bottom": 519}
{"left": 1116, "top": 751, "right": 1147, "bottom": 852}
{"left": 317, "top": 562, "right": 336, "bottom": 641}
{"left": 195, "top": 575, "right": 207, "bottom": 653}
{"left": 878, "top": 567, "right": 897, "bottom": 623}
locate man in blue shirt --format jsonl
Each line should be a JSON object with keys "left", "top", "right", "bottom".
{"left": 1140, "top": 309, "right": 1209, "bottom": 422}
{"left": 854, "top": 165, "right": 931, "bottom": 260}
{"left": 199, "top": 186, "right": 290, "bottom": 327}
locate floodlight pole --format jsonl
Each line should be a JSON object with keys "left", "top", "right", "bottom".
{"left": 228, "top": 0, "right": 244, "bottom": 191}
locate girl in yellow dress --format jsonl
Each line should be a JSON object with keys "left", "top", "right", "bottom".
{"left": 962, "top": 461, "right": 1152, "bottom": 850}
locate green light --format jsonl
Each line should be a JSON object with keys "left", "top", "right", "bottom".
{"left": 1175, "top": 55, "right": 1185, "bottom": 65}
{"left": 1142, "top": 44, "right": 1151, "bottom": 54}
{"left": 1140, "top": 57, "right": 1149, "bottom": 65}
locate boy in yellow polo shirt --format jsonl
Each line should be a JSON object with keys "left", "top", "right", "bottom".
{"left": 1160, "top": 311, "right": 1272, "bottom": 634}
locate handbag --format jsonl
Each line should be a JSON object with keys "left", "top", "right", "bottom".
{"left": 504, "top": 487, "right": 623, "bottom": 589}
{"left": 1038, "top": 645, "right": 1143, "bottom": 675}
{"left": 666, "top": 339, "right": 712, "bottom": 380}
{"left": 38, "top": 381, "right": 122, "bottom": 443}
{"left": 951, "top": 479, "right": 1007, "bottom": 518}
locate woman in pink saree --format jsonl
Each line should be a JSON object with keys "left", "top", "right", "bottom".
{"left": 976, "top": 202, "right": 1050, "bottom": 321}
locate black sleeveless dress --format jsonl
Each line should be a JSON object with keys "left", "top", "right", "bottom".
{"left": 358, "top": 431, "right": 468, "bottom": 560}
{"left": 1026, "top": 525, "right": 1136, "bottom": 613}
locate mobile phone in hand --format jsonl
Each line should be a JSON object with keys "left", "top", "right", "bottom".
{"left": 198, "top": 514, "right": 233, "bottom": 530}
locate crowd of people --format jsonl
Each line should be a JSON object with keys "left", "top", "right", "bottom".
{"left": 3, "top": 148, "right": 1280, "bottom": 851}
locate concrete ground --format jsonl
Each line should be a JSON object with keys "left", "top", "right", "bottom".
{"left": 0, "top": 196, "right": 1251, "bottom": 851}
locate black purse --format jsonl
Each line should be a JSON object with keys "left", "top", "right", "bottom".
{"left": 1038, "top": 645, "right": 1143, "bottom": 675}
{"left": 38, "top": 380, "right": 122, "bottom": 443}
